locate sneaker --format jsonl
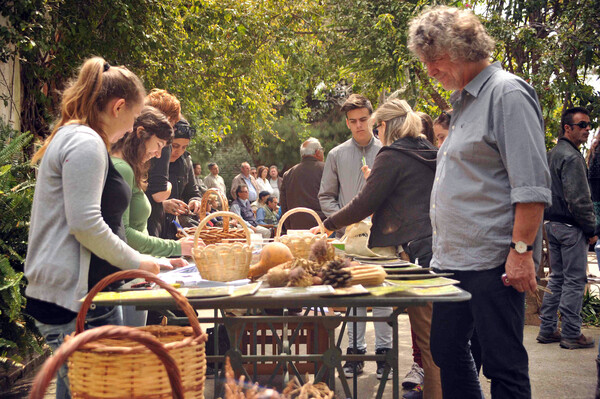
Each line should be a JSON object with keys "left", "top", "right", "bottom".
{"left": 402, "top": 362, "right": 424, "bottom": 388}
{"left": 536, "top": 330, "right": 561, "bottom": 344}
{"left": 560, "top": 334, "right": 595, "bottom": 349}
{"left": 403, "top": 384, "right": 423, "bottom": 399}
{"left": 343, "top": 347, "right": 366, "bottom": 378}
{"left": 205, "top": 366, "right": 215, "bottom": 379}
{"left": 375, "top": 348, "right": 392, "bottom": 380}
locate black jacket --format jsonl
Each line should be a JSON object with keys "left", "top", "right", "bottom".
{"left": 324, "top": 136, "right": 437, "bottom": 251}
{"left": 545, "top": 137, "right": 597, "bottom": 237}
{"left": 280, "top": 157, "right": 326, "bottom": 229}
{"left": 161, "top": 152, "right": 202, "bottom": 239}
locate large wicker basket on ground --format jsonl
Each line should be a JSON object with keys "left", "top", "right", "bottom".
{"left": 193, "top": 211, "right": 253, "bottom": 282}
{"left": 68, "top": 270, "right": 208, "bottom": 399}
{"left": 29, "top": 325, "right": 185, "bottom": 399}
{"left": 275, "top": 207, "right": 328, "bottom": 259}
{"left": 177, "top": 188, "right": 246, "bottom": 245}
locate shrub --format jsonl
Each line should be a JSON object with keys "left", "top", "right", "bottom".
{"left": 0, "top": 119, "right": 43, "bottom": 369}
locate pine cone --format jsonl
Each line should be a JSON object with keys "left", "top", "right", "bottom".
{"left": 284, "top": 258, "right": 321, "bottom": 276}
{"left": 322, "top": 257, "right": 352, "bottom": 288}
{"left": 287, "top": 266, "right": 313, "bottom": 287}
{"left": 323, "top": 257, "right": 350, "bottom": 271}
{"left": 322, "top": 268, "right": 352, "bottom": 288}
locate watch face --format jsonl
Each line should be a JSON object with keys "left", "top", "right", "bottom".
{"left": 515, "top": 241, "right": 527, "bottom": 253}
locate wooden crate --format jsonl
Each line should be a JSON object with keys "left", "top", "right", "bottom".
{"left": 235, "top": 309, "right": 332, "bottom": 375}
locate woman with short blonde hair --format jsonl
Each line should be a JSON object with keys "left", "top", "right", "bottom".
{"left": 371, "top": 99, "right": 425, "bottom": 146}
{"left": 315, "top": 97, "right": 441, "bottom": 397}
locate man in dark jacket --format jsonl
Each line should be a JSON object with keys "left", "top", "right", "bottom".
{"left": 160, "top": 119, "right": 203, "bottom": 240}
{"left": 538, "top": 106, "right": 598, "bottom": 349}
{"left": 280, "top": 138, "right": 326, "bottom": 230}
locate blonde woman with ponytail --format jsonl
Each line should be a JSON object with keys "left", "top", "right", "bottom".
{"left": 25, "top": 57, "right": 160, "bottom": 399}
{"left": 312, "top": 99, "right": 442, "bottom": 397}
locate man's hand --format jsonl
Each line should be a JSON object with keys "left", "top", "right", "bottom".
{"left": 163, "top": 198, "right": 188, "bottom": 215}
{"left": 505, "top": 250, "right": 537, "bottom": 293}
{"left": 361, "top": 165, "right": 371, "bottom": 180}
{"left": 188, "top": 200, "right": 202, "bottom": 215}
{"left": 589, "top": 235, "right": 598, "bottom": 245}
{"left": 310, "top": 225, "right": 333, "bottom": 236}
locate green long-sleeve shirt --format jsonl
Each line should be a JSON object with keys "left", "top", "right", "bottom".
{"left": 112, "top": 157, "right": 181, "bottom": 257}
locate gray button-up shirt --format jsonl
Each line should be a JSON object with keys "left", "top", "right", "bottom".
{"left": 430, "top": 62, "right": 552, "bottom": 271}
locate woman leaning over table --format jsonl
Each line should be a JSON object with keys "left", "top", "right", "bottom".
{"left": 312, "top": 99, "right": 441, "bottom": 398}
{"left": 24, "top": 57, "right": 161, "bottom": 399}
{"left": 110, "top": 106, "right": 200, "bottom": 326}
{"left": 110, "top": 106, "right": 196, "bottom": 261}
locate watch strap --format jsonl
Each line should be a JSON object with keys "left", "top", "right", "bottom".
{"left": 510, "top": 241, "right": 533, "bottom": 252}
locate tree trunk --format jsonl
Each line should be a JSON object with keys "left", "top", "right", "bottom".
{"left": 413, "top": 66, "right": 451, "bottom": 111}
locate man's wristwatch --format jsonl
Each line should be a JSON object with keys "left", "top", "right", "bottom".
{"left": 510, "top": 241, "right": 533, "bottom": 254}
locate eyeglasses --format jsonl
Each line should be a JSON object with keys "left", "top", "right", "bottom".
{"left": 568, "top": 121, "right": 594, "bottom": 129}
{"left": 373, "top": 123, "right": 382, "bottom": 138}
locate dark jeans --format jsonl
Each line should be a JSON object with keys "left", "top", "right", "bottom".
{"left": 431, "top": 265, "right": 531, "bottom": 399}
{"left": 540, "top": 222, "right": 588, "bottom": 339}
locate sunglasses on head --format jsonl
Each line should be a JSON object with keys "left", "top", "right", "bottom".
{"left": 569, "top": 121, "right": 594, "bottom": 129}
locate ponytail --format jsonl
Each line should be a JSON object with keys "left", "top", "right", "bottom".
{"left": 371, "top": 99, "right": 424, "bottom": 146}
{"left": 33, "top": 57, "right": 145, "bottom": 163}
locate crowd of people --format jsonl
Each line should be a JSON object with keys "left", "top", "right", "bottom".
{"left": 21, "top": 5, "right": 600, "bottom": 399}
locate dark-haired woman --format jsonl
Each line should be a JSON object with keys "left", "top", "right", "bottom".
{"left": 111, "top": 106, "right": 196, "bottom": 261}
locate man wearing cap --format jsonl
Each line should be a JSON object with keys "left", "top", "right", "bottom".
{"left": 160, "top": 118, "right": 203, "bottom": 240}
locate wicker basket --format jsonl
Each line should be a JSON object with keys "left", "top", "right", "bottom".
{"left": 29, "top": 325, "right": 185, "bottom": 399}
{"left": 193, "top": 211, "right": 253, "bottom": 282}
{"left": 176, "top": 188, "right": 246, "bottom": 245}
{"left": 71, "top": 270, "right": 208, "bottom": 399}
{"left": 275, "top": 207, "right": 328, "bottom": 259}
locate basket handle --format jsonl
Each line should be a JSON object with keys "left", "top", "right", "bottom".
{"left": 29, "top": 325, "right": 184, "bottom": 399}
{"left": 194, "top": 211, "right": 252, "bottom": 250}
{"left": 199, "top": 188, "right": 232, "bottom": 232}
{"left": 76, "top": 270, "right": 204, "bottom": 338}
{"left": 275, "top": 207, "right": 326, "bottom": 240}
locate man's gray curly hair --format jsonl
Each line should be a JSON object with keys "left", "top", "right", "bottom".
{"left": 408, "top": 6, "right": 495, "bottom": 63}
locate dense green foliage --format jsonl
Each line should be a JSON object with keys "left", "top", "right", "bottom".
{"left": 581, "top": 289, "right": 600, "bottom": 327}
{"left": 0, "top": 120, "right": 42, "bottom": 369}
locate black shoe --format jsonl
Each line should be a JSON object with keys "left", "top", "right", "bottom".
{"left": 375, "top": 347, "right": 392, "bottom": 380}
{"left": 536, "top": 330, "right": 561, "bottom": 344}
{"left": 343, "top": 347, "right": 366, "bottom": 378}
{"left": 206, "top": 366, "right": 215, "bottom": 379}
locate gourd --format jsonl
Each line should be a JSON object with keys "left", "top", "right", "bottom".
{"left": 248, "top": 242, "right": 293, "bottom": 278}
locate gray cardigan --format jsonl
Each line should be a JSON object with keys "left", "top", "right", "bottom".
{"left": 25, "top": 124, "right": 141, "bottom": 313}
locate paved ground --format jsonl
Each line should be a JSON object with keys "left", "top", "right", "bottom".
{"left": 6, "top": 253, "right": 600, "bottom": 398}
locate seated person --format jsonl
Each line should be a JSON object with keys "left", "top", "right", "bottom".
{"left": 251, "top": 190, "right": 270, "bottom": 214}
{"left": 205, "top": 195, "right": 223, "bottom": 226}
{"left": 256, "top": 196, "right": 280, "bottom": 229}
{"left": 230, "top": 185, "right": 271, "bottom": 239}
